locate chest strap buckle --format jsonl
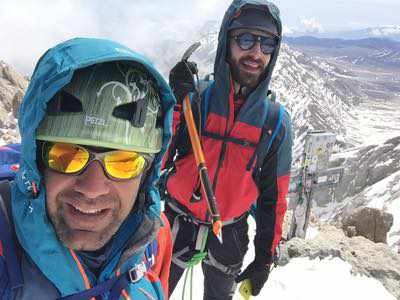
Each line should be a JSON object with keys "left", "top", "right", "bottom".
{"left": 128, "top": 261, "right": 147, "bottom": 283}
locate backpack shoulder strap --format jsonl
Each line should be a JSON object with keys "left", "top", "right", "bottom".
{"left": 201, "top": 80, "right": 214, "bottom": 130}
{"left": 144, "top": 238, "right": 157, "bottom": 269}
{"left": 246, "top": 99, "right": 284, "bottom": 177}
{"left": 248, "top": 100, "right": 284, "bottom": 218}
{"left": 0, "top": 181, "right": 12, "bottom": 221}
{"left": 267, "top": 89, "right": 277, "bottom": 103}
{"left": 0, "top": 180, "right": 24, "bottom": 292}
{"left": 60, "top": 241, "right": 158, "bottom": 300}
{"left": 261, "top": 101, "right": 284, "bottom": 158}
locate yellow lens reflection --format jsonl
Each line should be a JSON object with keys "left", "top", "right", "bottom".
{"left": 48, "top": 143, "right": 89, "bottom": 173}
{"left": 104, "top": 151, "right": 145, "bottom": 179}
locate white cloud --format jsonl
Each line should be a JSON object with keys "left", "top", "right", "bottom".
{"left": 282, "top": 25, "right": 299, "bottom": 35}
{"left": 347, "top": 21, "right": 365, "bottom": 29}
{"left": 0, "top": 0, "right": 101, "bottom": 75}
{"left": 299, "top": 17, "right": 325, "bottom": 34}
{"left": 0, "top": 0, "right": 232, "bottom": 75}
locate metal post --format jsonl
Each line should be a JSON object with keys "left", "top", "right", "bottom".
{"left": 288, "top": 131, "right": 344, "bottom": 240}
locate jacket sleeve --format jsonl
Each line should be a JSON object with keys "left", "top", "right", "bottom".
{"left": 254, "top": 109, "right": 292, "bottom": 266}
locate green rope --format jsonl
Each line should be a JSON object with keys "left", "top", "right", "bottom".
{"left": 188, "top": 251, "right": 208, "bottom": 267}
{"left": 181, "top": 228, "right": 209, "bottom": 300}
{"left": 182, "top": 251, "right": 207, "bottom": 300}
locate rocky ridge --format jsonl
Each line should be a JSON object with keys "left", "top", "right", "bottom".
{"left": 0, "top": 60, "right": 27, "bottom": 144}
{"left": 280, "top": 225, "right": 400, "bottom": 299}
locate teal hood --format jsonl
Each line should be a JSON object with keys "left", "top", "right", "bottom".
{"left": 12, "top": 38, "right": 175, "bottom": 296}
{"left": 213, "top": 0, "right": 282, "bottom": 105}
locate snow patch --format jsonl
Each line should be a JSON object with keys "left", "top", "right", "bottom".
{"left": 171, "top": 219, "right": 397, "bottom": 300}
{"left": 255, "top": 257, "right": 397, "bottom": 300}
{"left": 376, "top": 159, "right": 394, "bottom": 168}
{"left": 306, "top": 226, "right": 320, "bottom": 239}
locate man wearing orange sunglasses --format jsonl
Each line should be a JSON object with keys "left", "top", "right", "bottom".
{"left": 0, "top": 38, "right": 175, "bottom": 299}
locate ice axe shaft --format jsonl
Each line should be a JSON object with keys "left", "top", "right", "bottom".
{"left": 182, "top": 94, "right": 223, "bottom": 243}
{"left": 181, "top": 42, "right": 201, "bottom": 62}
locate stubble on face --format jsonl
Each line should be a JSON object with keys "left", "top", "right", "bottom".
{"left": 44, "top": 166, "right": 142, "bottom": 251}
{"left": 227, "top": 29, "right": 272, "bottom": 90}
{"left": 50, "top": 190, "right": 125, "bottom": 251}
{"left": 229, "top": 54, "right": 266, "bottom": 89}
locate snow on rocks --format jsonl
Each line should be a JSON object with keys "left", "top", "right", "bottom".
{"left": 280, "top": 225, "right": 400, "bottom": 299}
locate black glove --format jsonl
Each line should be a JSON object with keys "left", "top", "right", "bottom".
{"left": 169, "top": 60, "right": 198, "bottom": 104}
{"left": 235, "top": 261, "right": 270, "bottom": 296}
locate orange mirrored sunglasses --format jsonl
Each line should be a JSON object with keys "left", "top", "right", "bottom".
{"left": 41, "top": 142, "right": 150, "bottom": 180}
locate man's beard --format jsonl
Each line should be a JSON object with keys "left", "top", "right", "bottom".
{"left": 229, "top": 56, "right": 266, "bottom": 89}
{"left": 49, "top": 193, "right": 123, "bottom": 251}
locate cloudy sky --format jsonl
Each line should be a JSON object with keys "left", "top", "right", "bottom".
{"left": 275, "top": 0, "right": 400, "bottom": 33}
{"left": 1, "top": 0, "right": 398, "bottom": 75}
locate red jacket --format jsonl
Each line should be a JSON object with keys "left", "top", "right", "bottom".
{"left": 165, "top": 82, "right": 292, "bottom": 264}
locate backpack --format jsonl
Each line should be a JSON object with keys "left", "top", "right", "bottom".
{"left": 0, "top": 144, "right": 21, "bottom": 181}
{"left": 0, "top": 181, "right": 22, "bottom": 300}
{"left": 0, "top": 146, "right": 159, "bottom": 300}
{"left": 162, "top": 80, "right": 284, "bottom": 209}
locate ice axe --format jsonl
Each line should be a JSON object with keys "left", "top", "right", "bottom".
{"left": 181, "top": 42, "right": 201, "bottom": 62}
{"left": 176, "top": 42, "right": 223, "bottom": 243}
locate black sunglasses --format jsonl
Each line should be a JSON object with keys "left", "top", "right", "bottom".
{"left": 230, "top": 32, "right": 278, "bottom": 55}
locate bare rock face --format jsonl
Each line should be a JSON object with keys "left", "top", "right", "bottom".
{"left": 333, "top": 137, "right": 400, "bottom": 204}
{"left": 280, "top": 225, "right": 400, "bottom": 299}
{"left": 11, "top": 90, "right": 24, "bottom": 119}
{"left": 0, "top": 60, "right": 28, "bottom": 144}
{"left": 342, "top": 207, "right": 394, "bottom": 243}
{"left": 0, "top": 61, "right": 28, "bottom": 90}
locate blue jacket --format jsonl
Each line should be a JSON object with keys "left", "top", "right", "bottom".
{"left": 5, "top": 38, "right": 175, "bottom": 299}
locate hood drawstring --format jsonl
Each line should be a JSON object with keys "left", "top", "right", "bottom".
{"left": 21, "top": 171, "right": 39, "bottom": 199}
{"left": 31, "top": 181, "right": 39, "bottom": 198}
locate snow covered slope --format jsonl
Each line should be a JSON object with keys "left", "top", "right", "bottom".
{"left": 171, "top": 219, "right": 398, "bottom": 300}
{"left": 329, "top": 138, "right": 400, "bottom": 251}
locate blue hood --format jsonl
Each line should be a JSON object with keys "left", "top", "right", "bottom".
{"left": 12, "top": 38, "right": 175, "bottom": 296}
{"left": 212, "top": 0, "right": 282, "bottom": 112}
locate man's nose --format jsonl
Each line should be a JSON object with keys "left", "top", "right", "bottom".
{"left": 248, "top": 41, "right": 263, "bottom": 57}
{"left": 73, "top": 160, "right": 111, "bottom": 198}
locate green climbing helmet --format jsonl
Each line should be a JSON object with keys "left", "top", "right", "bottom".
{"left": 37, "top": 61, "right": 163, "bottom": 153}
